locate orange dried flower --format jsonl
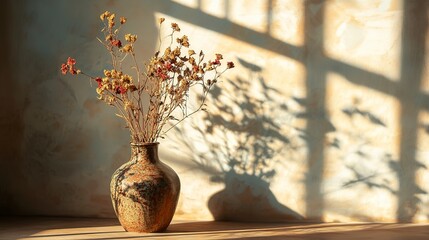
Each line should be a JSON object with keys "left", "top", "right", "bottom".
{"left": 100, "top": 11, "right": 110, "bottom": 21}
{"left": 171, "top": 23, "right": 180, "bottom": 32}
{"left": 111, "top": 39, "right": 122, "bottom": 48}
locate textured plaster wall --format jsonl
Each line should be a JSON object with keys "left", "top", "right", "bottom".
{"left": 1, "top": 0, "right": 429, "bottom": 223}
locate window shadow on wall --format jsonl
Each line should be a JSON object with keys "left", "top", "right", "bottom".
{"left": 160, "top": 0, "right": 429, "bottom": 222}
{"left": 396, "top": 0, "right": 428, "bottom": 222}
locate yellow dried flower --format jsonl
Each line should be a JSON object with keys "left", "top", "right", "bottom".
{"left": 177, "top": 35, "right": 189, "bottom": 47}
{"left": 108, "top": 14, "right": 115, "bottom": 28}
{"left": 173, "top": 46, "right": 181, "bottom": 57}
{"left": 104, "top": 70, "right": 112, "bottom": 78}
{"left": 188, "top": 50, "right": 195, "bottom": 56}
{"left": 105, "top": 34, "right": 113, "bottom": 41}
{"left": 96, "top": 87, "right": 104, "bottom": 95}
{"left": 112, "top": 79, "right": 120, "bottom": 88}
{"left": 100, "top": 11, "right": 111, "bottom": 21}
{"left": 121, "top": 74, "right": 132, "bottom": 83}
{"left": 107, "top": 96, "right": 115, "bottom": 105}
{"left": 120, "top": 17, "right": 127, "bottom": 24}
{"left": 122, "top": 44, "right": 133, "bottom": 52}
{"left": 189, "top": 57, "right": 195, "bottom": 65}
{"left": 171, "top": 23, "right": 180, "bottom": 32}
{"left": 163, "top": 47, "right": 171, "bottom": 59}
{"left": 125, "top": 34, "right": 137, "bottom": 43}
{"left": 110, "top": 69, "right": 123, "bottom": 78}
{"left": 124, "top": 101, "right": 132, "bottom": 110}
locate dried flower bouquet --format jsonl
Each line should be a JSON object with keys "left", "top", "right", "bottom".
{"left": 61, "top": 11, "right": 234, "bottom": 143}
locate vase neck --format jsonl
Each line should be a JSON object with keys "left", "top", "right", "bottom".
{"left": 131, "top": 143, "right": 159, "bottom": 163}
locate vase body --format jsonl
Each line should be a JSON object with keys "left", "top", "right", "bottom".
{"left": 110, "top": 143, "right": 180, "bottom": 233}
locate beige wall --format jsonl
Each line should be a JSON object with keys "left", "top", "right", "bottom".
{"left": 1, "top": 0, "right": 429, "bottom": 223}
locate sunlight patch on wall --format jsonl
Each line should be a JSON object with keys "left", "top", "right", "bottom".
{"left": 324, "top": 0, "right": 402, "bottom": 81}
{"left": 171, "top": 0, "right": 199, "bottom": 9}
{"left": 323, "top": 72, "right": 401, "bottom": 222}
{"left": 228, "top": 0, "right": 269, "bottom": 33}
{"left": 199, "top": 0, "right": 227, "bottom": 19}
{"left": 270, "top": 0, "right": 304, "bottom": 46}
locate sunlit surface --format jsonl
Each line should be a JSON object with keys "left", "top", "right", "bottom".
{"left": 1, "top": 217, "right": 429, "bottom": 240}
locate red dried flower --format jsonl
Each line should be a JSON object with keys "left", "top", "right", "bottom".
{"left": 165, "top": 62, "right": 172, "bottom": 71}
{"left": 227, "top": 61, "right": 235, "bottom": 69}
{"left": 61, "top": 63, "right": 68, "bottom": 75}
{"left": 69, "top": 68, "right": 77, "bottom": 75}
{"left": 95, "top": 77, "right": 103, "bottom": 88}
{"left": 67, "top": 57, "right": 76, "bottom": 66}
{"left": 111, "top": 39, "right": 122, "bottom": 48}
{"left": 115, "top": 86, "right": 127, "bottom": 94}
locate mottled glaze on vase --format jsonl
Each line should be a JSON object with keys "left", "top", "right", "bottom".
{"left": 110, "top": 143, "right": 180, "bottom": 233}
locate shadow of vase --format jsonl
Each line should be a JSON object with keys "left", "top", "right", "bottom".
{"left": 208, "top": 170, "right": 303, "bottom": 222}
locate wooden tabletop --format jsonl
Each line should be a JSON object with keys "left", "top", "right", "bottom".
{"left": 1, "top": 217, "right": 428, "bottom": 239}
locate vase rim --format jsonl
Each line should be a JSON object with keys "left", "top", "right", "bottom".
{"left": 130, "top": 142, "right": 160, "bottom": 147}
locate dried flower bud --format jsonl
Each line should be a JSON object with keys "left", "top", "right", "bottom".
{"left": 120, "top": 17, "right": 127, "bottom": 24}
{"left": 124, "top": 101, "right": 132, "bottom": 110}
{"left": 105, "top": 34, "right": 113, "bottom": 41}
{"left": 125, "top": 34, "right": 137, "bottom": 43}
{"left": 95, "top": 77, "right": 103, "bottom": 88}
{"left": 61, "top": 63, "right": 68, "bottom": 75}
{"left": 189, "top": 57, "right": 196, "bottom": 65}
{"left": 227, "top": 61, "right": 235, "bottom": 69}
{"left": 128, "top": 84, "right": 137, "bottom": 92}
{"left": 100, "top": 11, "right": 111, "bottom": 21}
{"left": 96, "top": 87, "right": 104, "bottom": 95}
{"left": 121, "top": 74, "right": 132, "bottom": 83}
{"left": 122, "top": 44, "right": 133, "bottom": 52}
{"left": 111, "top": 39, "right": 122, "bottom": 48}
{"left": 104, "top": 70, "right": 112, "bottom": 77}
{"left": 69, "top": 68, "right": 78, "bottom": 75}
{"left": 188, "top": 50, "right": 195, "bottom": 56}
{"left": 173, "top": 47, "right": 181, "bottom": 57}
{"left": 215, "top": 54, "right": 223, "bottom": 60}
{"left": 164, "top": 47, "right": 171, "bottom": 56}
{"left": 107, "top": 96, "right": 115, "bottom": 105}
{"left": 182, "top": 36, "right": 189, "bottom": 47}
{"left": 171, "top": 23, "right": 180, "bottom": 32}
{"left": 108, "top": 14, "right": 115, "bottom": 28}
{"left": 159, "top": 17, "right": 165, "bottom": 24}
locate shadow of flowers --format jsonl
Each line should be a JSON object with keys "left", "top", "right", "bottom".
{"left": 171, "top": 58, "right": 305, "bottom": 222}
